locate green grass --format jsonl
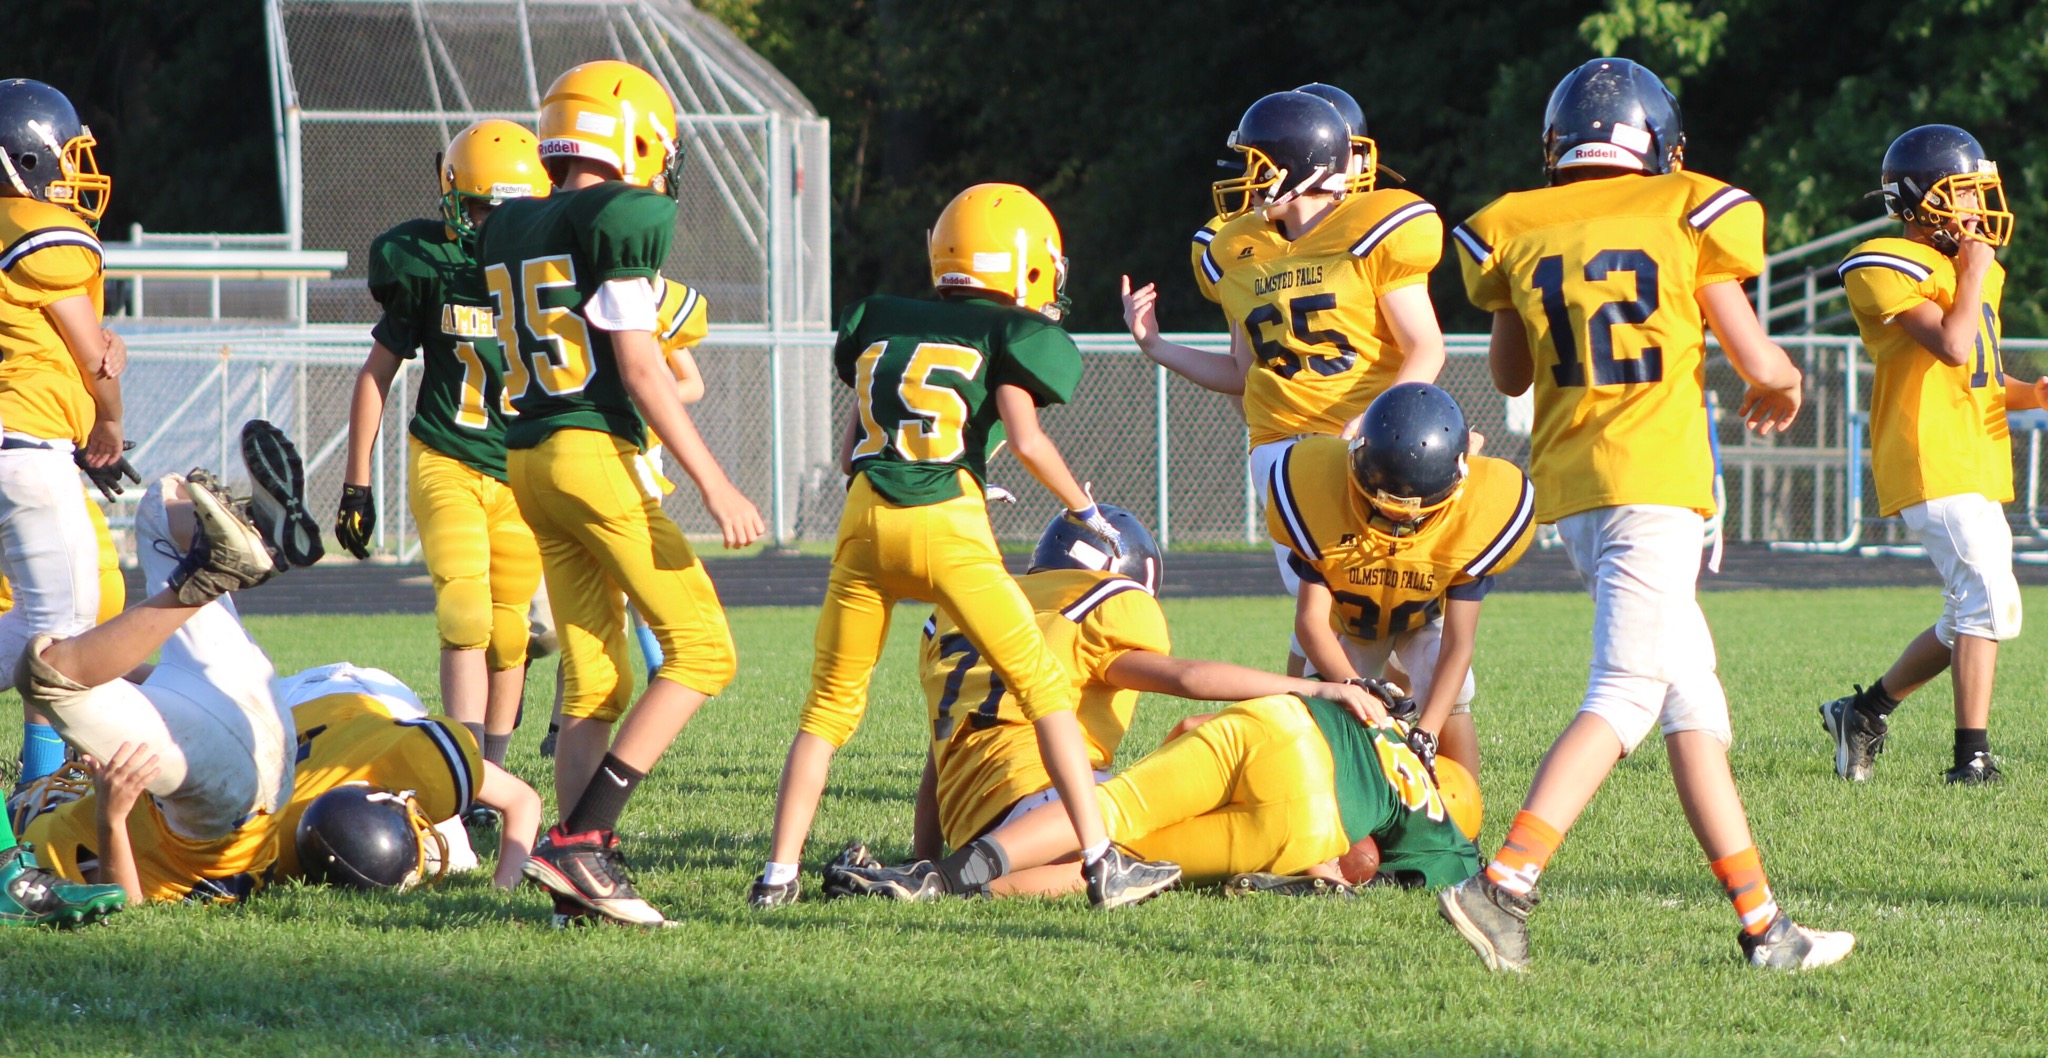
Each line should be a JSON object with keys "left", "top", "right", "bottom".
{"left": 5, "top": 588, "right": 2048, "bottom": 1056}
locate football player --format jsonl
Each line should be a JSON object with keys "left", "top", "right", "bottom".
{"left": 825, "top": 685, "right": 1480, "bottom": 902}
{"left": 753, "top": 183, "right": 1172, "bottom": 910}
{"left": 338, "top": 119, "right": 549, "bottom": 771}
{"left": 477, "top": 60, "right": 762, "bottom": 927}
{"left": 1436, "top": 58, "right": 1853, "bottom": 973}
{"left": 1269, "top": 383, "right": 1534, "bottom": 776}
{"left": 902, "top": 506, "right": 1396, "bottom": 872}
{"left": 0, "top": 79, "right": 134, "bottom": 790}
{"left": 16, "top": 428, "right": 297, "bottom": 905}
{"left": 4, "top": 489, "right": 127, "bottom": 786}
{"left": 1823, "top": 125, "right": 2043, "bottom": 786}
{"left": 1127, "top": 87, "right": 1446, "bottom": 676}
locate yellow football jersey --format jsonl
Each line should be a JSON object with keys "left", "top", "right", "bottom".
{"left": 1208, "top": 189, "right": 1443, "bottom": 447}
{"left": 1840, "top": 236, "right": 2011, "bottom": 515}
{"left": 272, "top": 693, "right": 483, "bottom": 879}
{"left": 1190, "top": 214, "right": 1227, "bottom": 304}
{"left": 25, "top": 791, "right": 278, "bottom": 904}
{"left": 654, "top": 273, "right": 709, "bottom": 358}
{"left": 921, "top": 568, "right": 1170, "bottom": 847}
{"left": 0, "top": 197, "right": 104, "bottom": 444}
{"left": 1454, "top": 171, "right": 1763, "bottom": 523}
{"left": 1266, "top": 437, "right": 1535, "bottom": 643}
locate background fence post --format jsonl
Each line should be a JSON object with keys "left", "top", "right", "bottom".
{"left": 1154, "top": 361, "right": 1170, "bottom": 548}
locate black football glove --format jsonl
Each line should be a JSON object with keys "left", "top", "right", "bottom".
{"left": 1343, "top": 677, "right": 1419, "bottom": 724}
{"left": 1404, "top": 725, "right": 1440, "bottom": 780}
{"left": 74, "top": 442, "right": 141, "bottom": 502}
{"left": 335, "top": 483, "right": 376, "bottom": 559}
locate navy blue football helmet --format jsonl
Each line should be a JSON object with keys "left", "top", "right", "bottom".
{"left": 1541, "top": 58, "right": 1683, "bottom": 182}
{"left": 0, "top": 79, "right": 109, "bottom": 225}
{"left": 1877, "top": 124, "right": 2012, "bottom": 251}
{"left": 1212, "top": 91, "right": 1350, "bottom": 218}
{"left": 1029, "top": 503, "right": 1162, "bottom": 594}
{"left": 1292, "top": 82, "right": 1384, "bottom": 192}
{"left": 296, "top": 784, "right": 446, "bottom": 891}
{"left": 1348, "top": 383, "right": 1470, "bottom": 542}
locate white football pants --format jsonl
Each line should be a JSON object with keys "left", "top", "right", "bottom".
{"left": 0, "top": 443, "right": 100, "bottom": 686}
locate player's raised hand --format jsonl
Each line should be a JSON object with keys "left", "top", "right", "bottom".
{"left": 1956, "top": 228, "right": 1997, "bottom": 278}
{"left": 85, "top": 743, "right": 161, "bottom": 820}
{"left": 1121, "top": 276, "right": 1162, "bottom": 351}
{"left": 702, "top": 480, "right": 766, "bottom": 549}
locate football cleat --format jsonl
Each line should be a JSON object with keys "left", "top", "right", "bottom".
{"left": 538, "top": 723, "right": 559, "bottom": 759}
{"left": 0, "top": 843, "right": 124, "bottom": 927}
{"left": 1945, "top": 752, "right": 2004, "bottom": 785}
{"left": 1819, "top": 690, "right": 1888, "bottom": 782}
{"left": 169, "top": 470, "right": 277, "bottom": 605}
{"left": 1084, "top": 846, "right": 1180, "bottom": 910}
{"left": 827, "top": 840, "right": 880, "bottom": 873}
{"left": 522, "top": 826, "right": 671, "bottom": 928}
{"left": 1740, "top": 913, "right": 1855, "bottom": 971}
{"left": 1222, "top": 872, "right": 1354, "bottom": 898}
{"left": 822, "top": 860, "right": 946, "bottom": 903}
{"left": 748, "top": 878, "right": 800, "bottom": 908}
{"left": 240, "top": 419, "right": 325, "bottom": 569}
{"left": 1437, "top": 875, "right": 1535, "bottom": 973}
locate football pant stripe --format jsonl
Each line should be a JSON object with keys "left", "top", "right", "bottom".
{"left": 1269, "top": 445, "right": 1320, "bottom": 562}
{"left": 1837, "top": 252, "right": 1932, "bottom": 283}
{"left": 1348, "top": 200, "right": 1437, "bottom": 259}
{"left": 0, "top": 226, "right": 103, "bottom": 272}
{"left": 663, "top": 285, "right": 700, "bottom": 342}
{"left": 1449, "top": 223, "right": 1491, "bottom": 268}
{"left": 922, "top": 614, "right": 938, "bottom": 638}
{"left": 1686, "top": 187, "right": 1757, "bottom": 230}
{"left": 1466, "top": 473, "right": 1536, "bottom": 577}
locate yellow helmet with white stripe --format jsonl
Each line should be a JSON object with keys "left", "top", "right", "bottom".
{"left": 537, "top": 61, "right": 683, "bottom": 197}
{"left": 928, "top": 183, "right": 1069, "bottom": 321}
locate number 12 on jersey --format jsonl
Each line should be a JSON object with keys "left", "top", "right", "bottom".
{"left": 1532, "top": 250, "right": 1664, "bottom": 387}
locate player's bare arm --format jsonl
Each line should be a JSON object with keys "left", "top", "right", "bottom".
{"left": 1697, "top": 281, "right": 1802, "bottom": 434}
{"left": 1104, "top": 648, "right": 1388, "bottom": 725}
{"left": 1417, "top": 596, "right": 1481, "bottom": 739}
{"left": 87, "top": 742, "right": 160, "bottom": 904}
{"left": 667, "top": 346, "right": 706, "bottom": 404}
{"left": 46, "top": 293, "right": 124, "bottom": 466}
{"left": 994, "top": 383, "right": 1091, "bottom": 511}
{"left": 474, "top": 760, "right": 542, "bottom": 890}
{"left": 616, "top": 328, "right": 764, "bottom": 549}
{"left": 336, "top": 343, "right": 404, "bottom": 558}
{"left": 1383, "top": 284, "right": 1447, "bottom": 386}
{"left": 1486, "top": 309, "right": 1534, "bottom": 397}
{"left": 1121, "top": 275, "right": 1247, "bottom": 394}
{"left": 1290, "top": 579, "right": 1358, "bottom": 683}
{"left": 1890, "top": 239, "right": 1994, "bottom": 367}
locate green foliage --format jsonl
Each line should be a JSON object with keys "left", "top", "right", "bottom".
{"left": 4, "top": 592, "right": 2048, "bottom": 1055}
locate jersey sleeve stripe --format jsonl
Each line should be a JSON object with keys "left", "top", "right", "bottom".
{"left": 1449, "top": 223, "right": 1492, "bottom": 268}
{"left": 1191, "top": 227, "right": 1215, "bottom": 246}
{"left": 1269, "top": 445, "right": 1321, "bottom": 562}
{"left": 662, "top": 286, "right": 700, "bottom": 341}
{"left": 1348, "top": 201, "right": 1438, "bottom": 258}
{"left": 922, "top": 615, "right": 938, "bottom": 639}
{"left": 0, "top": 227, "right": 103, "bottom": 272}
{"left": 1687, "top": 188, "right": 1758, "bottom": 231}
{"left": 1836, "top": 252, "right": 1932, "bottom": 283}
{"left": 1465, "top": 474, "right": 1536, "bottom": 577}
{"left": 399, "top": 717, "right": 476, "bottom": 817}
{"left": 1199, "top": 247, "right": 1223, "bottom": 284}
{"left": 1058, "top": 577, "right": 1145, "bottom": 622}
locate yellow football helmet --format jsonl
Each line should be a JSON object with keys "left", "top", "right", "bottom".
{"left": 439, "top": 119, "right": 547, "bottom": 241}
{"left": 537, "top": 60, "right": 684, "bottom": 197}
{"left": 928, "top": 183, "right": 1069, "bottom": 320}
{"left": 0, "top": 79, "right": 111, "bottom": 226}
{"left": 1434, "top": 756, "right": 1483, "bottom": 841}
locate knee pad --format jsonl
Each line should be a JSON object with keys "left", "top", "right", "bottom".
{"left": 1579, "top": 670, "right": 1667, "bottom": 755}
{"left": 435, "top": 577, "right": 493, "bottom": 652}
{"left": 486, "top": 603, "right": 529, "bottom": 672}
{"left": 16, "top": 633, "right": 90, "bottom": 712}
{"left": 1657, "top": 675, "right": 1732, "bottom": 748}
{"left": 655, "top": 626, "right": 737, "bottom": 696}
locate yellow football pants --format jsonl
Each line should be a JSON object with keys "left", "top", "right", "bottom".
{"left": 800, "top": 473, "right": 1073, "bottom": 747}
{"left": 0, "top": 487, "right": 122, "bottom": 622}
{"left": 410, "top": 438, "right": 542, "bottom": 670}
{"left": 507, "top": 429, "right": 735, "bottom": 722}
{"left": 1100, "top": 695, "right": 1349, "bottom": 886}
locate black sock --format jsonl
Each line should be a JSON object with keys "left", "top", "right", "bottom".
{"left": 460, "top": 720, "right": 486, "bottom": 748}
{"left": 1954, "top": 728, "right": 1989, "bottom": 769}
{"left": 935, "top": 837, "right": 1009, "bottom": 895}
{"left": 563, "top": 753, "right": 646, "bottom": 835}
{"left": 482, "top": 733, "right": 511, "bottom": 767}
{"left": 1858, "top": 678, "right": 1901, "bottom": 719}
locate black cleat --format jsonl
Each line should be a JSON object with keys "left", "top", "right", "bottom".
{"left": 539, "top": 724, "right": 559, "bottom": 759}
{"left": 822, "top": 860, "right": 945, "bottom": 902}
{"left": 522, "top": 826, "right": 670, "bottom": 927}
{"left": 1222, "top": 872, "right": 1354, "bottom": 898}
{"left": 1437, "top": 875, "right": 1535, "bottom": 973}
{"left": 1946, "top": 752, "right": 2004, "bottom": 785}
{"left": 1739, "top": 913, "right": 1855, "bottom": 970}
{"left": 1084, "top": 846, "right": 1180, "bottom": 909}
{"left": 240, "top": 419, "right": 324, "bottom": 569}
{"left": 1819, "top": 688, "right": 1888, "bottom": 782}
{"left": 748, "top": 878, "right": 800, "bottom": 908}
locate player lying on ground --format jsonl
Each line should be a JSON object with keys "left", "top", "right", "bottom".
{"left": 1132, "top": 85, "right": 1446, "bottom": 678}
{"left": 825, "top": 684, "right": 1480, "bottom": 903}
{"left": 755, "top": 183, "right": 1170, "bottom": 910}
{"left": 1270, "top": 383, "right": 1533, "bottom": 777}
{"left": 478, "top": 60, "right": 763, "bottom": 927}
{"left": 1824, "top": 123, "right": 2044, "bottom": 785}
{"left": 1437, "top": 57, "right": 1853, "bottom": 973}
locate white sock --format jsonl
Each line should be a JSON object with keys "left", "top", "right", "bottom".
{"left": 1081, "top": 839, "right": 1112, "bottom": 866}
{"left": 762, "top": 861, "right": 799, "bottom": 886}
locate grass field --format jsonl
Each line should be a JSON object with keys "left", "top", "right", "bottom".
{"left": 3, "top": 587, "right": 2046, "bottom": 1057}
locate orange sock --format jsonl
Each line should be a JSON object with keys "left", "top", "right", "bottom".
{"left": 1484, "top": 811, "right": 1562, "bottom": 896}
{"left": 1710, "top": 846, "right": 1779, "bottom": 935}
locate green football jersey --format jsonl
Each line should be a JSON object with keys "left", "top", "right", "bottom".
{"left": 367, "top": 219, "right": 510, "bottom": 480}
{"left": 1302, "top": 698, "right": 1483, "bottom": 890}
{"left": 474, "top": 182, "right": 677, "bottom": 450}
{"left": 833, "top": 294, "right": 1083, "bottom": 507}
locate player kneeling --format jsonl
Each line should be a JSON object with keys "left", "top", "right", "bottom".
{"left": 1271, "top": 383, "right": 1533, "bottom": 776}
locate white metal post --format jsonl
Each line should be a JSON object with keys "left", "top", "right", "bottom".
{"left": 1154, "top": 362, "right": 1170, "bottom": 548}
{"left": 767, "top": 112, "right": 789, "bottom": 545}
